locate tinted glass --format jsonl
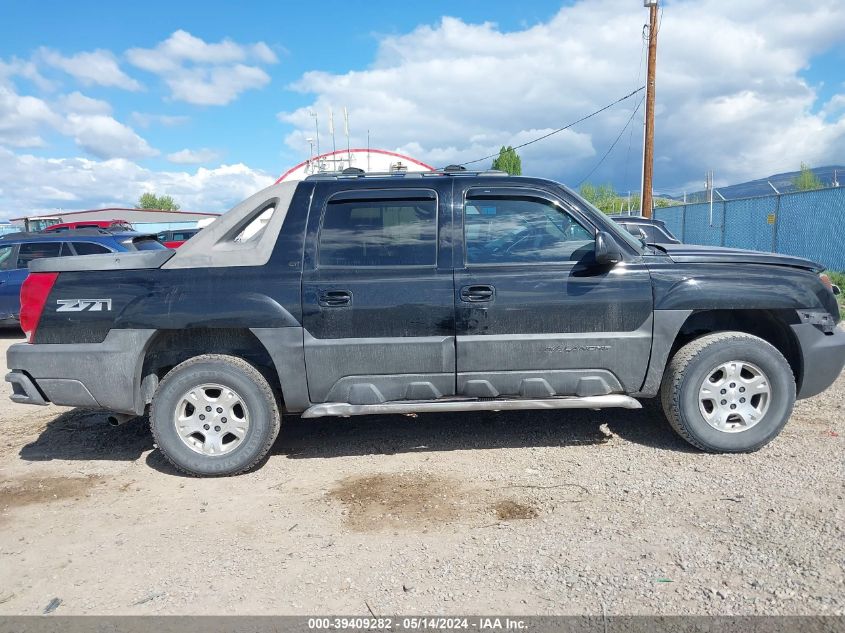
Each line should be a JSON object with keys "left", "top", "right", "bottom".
{"left": 620, "top": 223, "right": 647, "bottom": 239}
{"left": 17, "top": 242, "right": 62, "bottom": 268}
{"left": 132, "top": 237, "right": 167, "bottom": 251}
{"left": 0, "top": 245, "right": 15, "bottom": 270}
{"left": 156, "top": 232, "right": 169, "bottom": 241}
{"left": 72, "top": 242, "right": 111, "bottom": 255}
{"left": 319, "top": 196, "right": 437, "bottom": 267}
{"left": 171, "top": 231, "right": 195, "bottom": 241}
{"left": 465, "top": 195, "right": 593, "bottom": 264}
{"left": 649, "top": 225, "right": 676, "bottom": 242}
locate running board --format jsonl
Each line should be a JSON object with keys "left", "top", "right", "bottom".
{"left": 301, "top": 395, "right": 641, "bottom": 419}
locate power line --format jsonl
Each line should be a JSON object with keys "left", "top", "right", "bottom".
{"left": 577, "top": 94, "right": 645, "bottom": 187}
{"left": 451, "top": 85, "right": 646, "bottom": 168}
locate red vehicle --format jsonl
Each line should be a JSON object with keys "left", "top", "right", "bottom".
{"left": 155, "top": 228, "right": 199, "bottom": 248}
{"left": 43, "top": 220, "right": 134, "bottom": 233}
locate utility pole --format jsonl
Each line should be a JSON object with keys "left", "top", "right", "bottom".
{"left": 641, "top": 0, "right": 659, "bottom": 218}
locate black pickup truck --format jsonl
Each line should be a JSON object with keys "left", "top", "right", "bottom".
{"left": 6, "top": 170, "right": 844, "bottom": 476}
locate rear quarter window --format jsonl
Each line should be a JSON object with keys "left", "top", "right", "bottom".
{"left": 131, "top": 237, "right": 167, "bottom": 251}
{"left": 71, "top": 242, "right": 112, "bottom": 255}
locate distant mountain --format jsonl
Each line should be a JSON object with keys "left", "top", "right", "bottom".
{"left": 670, "top": 165, "right": 845, "bottom": 202}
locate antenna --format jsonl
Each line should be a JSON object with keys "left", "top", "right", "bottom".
{"left": 367, "top": 130, "right": 371, "bottom": 172}
{"left": 309, "top": 111, "right": 320, "bottom": 157}
{"left": 329, "top": 107, "right": 336, "bottom": 158}
{"left": 344, "top": 107, "right": 350, "bottom": 161}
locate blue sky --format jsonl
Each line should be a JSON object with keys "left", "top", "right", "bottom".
{"left": 1, "top": 0, "right": 844, "bottom": 215}
{"left": 1, "top": 0, "right": 567, "bottom": 179}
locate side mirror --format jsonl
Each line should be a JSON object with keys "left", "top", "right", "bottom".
{"left": 595, "top": 231, "right": 623, "bottom": 266}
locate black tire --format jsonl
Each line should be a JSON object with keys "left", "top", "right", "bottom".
{"left": 150, "top": 354, "right": 280, "bottom": 476}
{"left": 660, "top": 332, "right": 796, "bottom": 453}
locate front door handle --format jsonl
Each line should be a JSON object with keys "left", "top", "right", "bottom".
{"left": 319, "top": 289, "right": 352, "bottom": 307}
{"left": 460, "top": 285, "right": 495, "bottom": 302}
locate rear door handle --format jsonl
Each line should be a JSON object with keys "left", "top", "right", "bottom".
{"left": 460, "top": 285, "right": 495, "bottom": 302}
{"left": 319, "top": 289, "right": 352, "bottom": 307}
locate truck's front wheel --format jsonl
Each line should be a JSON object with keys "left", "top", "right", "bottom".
{"left": 150, "top": 354, "right": 281, "bottom": 476}
{"left": 661, "top": 332, "right": 796, "bottom": 452}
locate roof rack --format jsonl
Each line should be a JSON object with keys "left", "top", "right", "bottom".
{"left": 304, "top": 169, "right": 508, "bottom": 181}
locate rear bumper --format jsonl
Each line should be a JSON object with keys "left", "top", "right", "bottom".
{"left": 5, "top": 371, "right": 47, "bottom": 406}
{"left": 792, "top": 323, "right": 845, "bottom": 399}
{"left": 5, "top": 329, "right": 155, "bottom": 414}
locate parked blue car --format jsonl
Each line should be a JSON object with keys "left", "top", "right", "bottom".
{"left": 0, "top": 230, "right": 165, "bottom": 326}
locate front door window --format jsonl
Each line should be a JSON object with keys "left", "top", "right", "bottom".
{"left": 465, "top": 194, "right": 593, "bottom": 265}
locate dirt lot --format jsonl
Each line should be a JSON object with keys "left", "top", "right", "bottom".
{"left": 0, "top": 330, "right": 842, "bottom": 616}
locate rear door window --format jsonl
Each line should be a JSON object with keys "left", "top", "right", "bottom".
{"left": 17, "top": 242, "right": 62, "bottom": 268}
{"left": 318, "top": 191, "right": 437, "bottom": 267}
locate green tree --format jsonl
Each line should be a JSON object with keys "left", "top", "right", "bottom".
{"left": 578, "top": 182, "right": 620, "bottom": 213}
{"left": 792, "top": 162, "right": 824, "bottom": 192}
{"left": 138, "top": 192, "right": 181, "bottom": 211}
{"left": 491, "top": 146, "right": 522, "bottom": 175}
{"left": 578, "top": 184, "right": 676, "bottom": 214}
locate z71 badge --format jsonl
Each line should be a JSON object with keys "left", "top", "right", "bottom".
{"left": 56, "top": 299, "right": 112, "bottom": 312}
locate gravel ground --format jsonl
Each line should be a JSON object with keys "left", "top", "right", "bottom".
{"left": 0, "top": 330, "right": 842, "bottom": 616}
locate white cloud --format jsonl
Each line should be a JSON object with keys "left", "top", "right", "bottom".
{"left": 0, "top": 80, "right": 157, "bottom": 160}
{"left": 0, "top": 56, "right": 53, "bottom": 91}
{"left": 168, "top": 64, "right": 270, "bottom": 106}
{"left": 39, "top": 48, "right": 142, "bottom": 91}
{"left": 126, "top": 30, "right": 277, "bottom": 105}
{"left": 278, "top": 0, "right": 845, "bottom": 191}
{"left": 59, "top": 91, "right": 112, "bottom": 115}
{"left": 167, "top": 147, "right": 221, "bottom": 164}
{"left": 0, "top": 147, "right": 274, "bottom": 217}
{"left": 130, "top": 112, "right": 190, "bottom": 128}
{"left": 63, "top": 114, "right": 158, "bottom": 160}
{"left": 0, "top": 57, "right": 158, "bottom": 161}
{"left": 0, "top": 85, "right": 61, "bottom": 148}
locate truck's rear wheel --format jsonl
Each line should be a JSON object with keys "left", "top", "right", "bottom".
{"left": 660, "top": 332, "right": 796, "bottom": 452}
{"left": 150, "top": 354, "right": 280, "bottom": 476}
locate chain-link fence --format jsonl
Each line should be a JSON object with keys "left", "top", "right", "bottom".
{"left": 653, "top": 187, "right": 845, "bottom": 271}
